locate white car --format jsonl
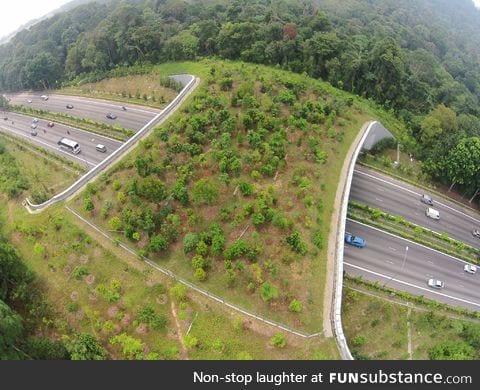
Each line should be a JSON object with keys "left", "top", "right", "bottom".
{"left": 425, "top": 207, "right": 440, "bottom": 220}
{"left": 464, "top": 264, "right": 477, "bottom": 274}
{"left": 27, "top": 99, "right": 32, "bottom": 103}
{"left": 428, "top": 278, "right": 444, "bottom": 289}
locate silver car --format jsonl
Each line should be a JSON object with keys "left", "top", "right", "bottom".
{"left": 428, "top": 278, "right": 444, "bottom": 289}
{"left": 421, "top": 194, "right": 433, "bottom": 205}
{"left": 464, "top": 264, "right": 477, "bottom": 274}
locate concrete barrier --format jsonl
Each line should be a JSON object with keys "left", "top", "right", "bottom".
{"left": 25, "top": 74, "right": 198, "bottom": 212}
{"left": 332, "top": 120, "right": 378, "bottom": 360}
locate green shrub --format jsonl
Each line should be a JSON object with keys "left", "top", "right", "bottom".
{"left": 270, "top": 332, "right": 286, "bottom": 348}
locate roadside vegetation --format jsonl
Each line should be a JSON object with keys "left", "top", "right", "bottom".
{"left": 0, "top": 136, "right": 79, "bottom": 203}
{"left": 343, "top": 278, "right": 480, "bottom": 360}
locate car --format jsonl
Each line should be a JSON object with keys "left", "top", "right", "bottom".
{"left": 30, "top": 129, "right": 37, "bottom": 136}
{"left": 344, "top": 232, "right": 366, "bottom": 248}
{"left": 472, "top": 228, "right": 480, "bottom": 238}
{"left": 106, "top": 113, "right": 117, "bottom": 119}
{"left": 40, "top": 95, "right": 49, "bottom": 101}
{"left": 95, "top": 144, "right": 107, "bottom": 153}
{"left": 47, "top": 121, "right": 54, "bottom": 128}
{"left": 66, "top": 104, "right": 74, "bottom": 109}
{"left": 27, "top": 99, "right": 32, "bottom": 103}
{"left": 420, "top": 194, "right": 433, "bottom": 206}
{"left": 428, "top": 278, "right": 444, "bottom": 289}
{"left": 3, "top": 116, "right": 7, "bottom": 120}
{"left": 30, "top": 123, "right": 37, "bottom": 129}
{"left": 425, "top": 207, "right": 440, "bottom": 220}
{"left": 32, "top": 118, "right": 39, "bottom": 123}
{"left": 464, "top": 264, "right": 477, "bottom": 274}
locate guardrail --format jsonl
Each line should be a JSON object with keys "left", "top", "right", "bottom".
{"left": 24, "top": 74, "right": 198, "bottom": 212}
{"left": 332, "top": 120, "right": 378, "bottom": 360}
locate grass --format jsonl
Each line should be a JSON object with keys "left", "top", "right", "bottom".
{"left": 0, "top": 198, "right": 340, "bottom": 359}
{"left": 69, "top": 59, "right": 390, "bottom": 334}
{"left": 60, "top": 74, "right": 177, "bottom": 109}
{"left": 342, "top": 280, "right": 479, "bottom": 360}
{"left": 0, "top": 134, "right": 79, "bottom": 201}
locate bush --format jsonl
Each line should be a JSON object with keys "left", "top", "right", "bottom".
{"left": 238, "top": 180, "right": 254, "bottom": 196}
{"left": 285, "top": 231, "right": 307, "bottom": 255}
{"left": 170, "top": 283, "right": 187, "bottom": 302}
{"left": 192, "top": 178, "right": 219, "bottom": 205}
{"left": 109, "top": 216, "right": 122, "bottom": 231}
{"left": 288, "top": 299, "right": 303, "bottom": 313}
{"left": 270, "top": 333, "right": 286, "bottom": 348}
{"left": 194, "top": 267, "right": 207, "bottom": 281}
{"left": 260, "top": 281, "right": 279, "bottom": 302}
{"left": 183, "top": 233, "right": 199, "bottom": 254}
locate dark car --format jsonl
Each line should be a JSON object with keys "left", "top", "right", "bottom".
{"left": 66, "top": 104, "right": 74, "bottom": 109}
{"left": 30, "top": 129, "right": 37, "bottom": 136}
{"left": 420, "top": 194, "right": 433, "bottom": 205}
{"left": 106, "top": 113, "right": 117, "bottom": 119}
{"left": 344, "top": 232, "right": 366, "bottom": 248}
{"left": 47, "top": 121, "right": 54, "bottom": 128}
{"left": 472, "top": 228, "right": 480, "bottom": 238}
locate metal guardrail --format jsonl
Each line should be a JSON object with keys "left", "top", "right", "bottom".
{"left": 332, "top": 120, "right": 378, "bottom": 360}
{"left": 24, "top": 74, "right": 197, "bottom": 212}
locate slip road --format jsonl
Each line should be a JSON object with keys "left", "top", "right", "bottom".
{"left": 193, "top": 371, "right": 312, "bottom": 386}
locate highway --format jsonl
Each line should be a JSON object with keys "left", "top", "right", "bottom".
{"left": 5, "top": 92, "right": 159, "bottom": 132}
{"left": 350, "top": 166, "right": 480, "bottom": 247}
{"left": 344, "top": 219, "right": 480, "bottom": 311}
{"left": 0, "top": 111, "right": 123, "bottom": 167}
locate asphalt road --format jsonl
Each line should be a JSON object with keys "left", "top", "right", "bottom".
{"left": 0, "top": 111, "right": 123, "bottom": 167}
{"left": 5, "top": 92, "right": 159, "bottom": 132}
{"left": 350, "top": 166, "right": 480, "bottom": 248}
{"left": 344, "top": 219, "right": 480, "bottom": 311}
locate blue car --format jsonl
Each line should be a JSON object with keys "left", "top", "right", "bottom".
{"left": 344, "top": 232, "right": 366, "bottom": 248}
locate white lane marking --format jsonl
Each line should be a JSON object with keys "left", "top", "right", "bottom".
{"left": 347, "top": 218, "right": 472, "bottom": 266}
{"left": 0, "top": 126, "right": 96, "bottom": 167}
{"left": 375, "top": 197, "right": 383, "bottom": 202}
{"left": 376, "top": 187, "right": 384, "bottom": 192}
{"left": 386, "top": 260, "right": 394, "bottom": 265}
{"left": 345, "top": 262, "right": 480, "bottom": 308}
{"left": 388, "top": 247, "right": 397, "bottom": 251}
{"left": 427, "top": 260, "right": 434, "bottom": 265}
{"left": 354, "top": 170, "right": 480, "bottom": 224}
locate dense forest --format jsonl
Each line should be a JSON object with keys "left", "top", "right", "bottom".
{"left": 1, "top": 0, "right": 480, "bottom": 195}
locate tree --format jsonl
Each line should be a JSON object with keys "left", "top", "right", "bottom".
{"left": 428, "top": 340, "right": 475, "bottom": 360}
{"left": 0, "top": 299, "right": 23, "bottom": 359}
{"left": 445, "top": 137, "right": 480, "bottom": 191}
{"left": 67, "top": 333, "right": 106, "bottom": 360}
{"left": 148, "top": 234, "right": 168, "bottom": 252}
{"left": 110, "top": 333, "right": 144, "bottom": 360}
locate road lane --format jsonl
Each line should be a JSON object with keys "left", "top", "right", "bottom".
{"left": 350, "top": 167, "right": 480, "bottom": 247}
{"left": 0, "top": 112, "right": 123, "bottom": 167}
{"left": 344, "top": 219, "right": 480, "bottom": 311}
{"left": 5, "top": 92, "right": 159, "bottom": 132}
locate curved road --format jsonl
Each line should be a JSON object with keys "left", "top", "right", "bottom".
{"left": 344, "top": 219, "right": 480, "bottom": 311}
{"left": 5, "top": 92, "right": 159, "bottom": 132}
{"left": 350, "top": 166, "right": 480, "bottom": 247}
{"left": 0, "top": 111, "right": 122, "bottom": 167}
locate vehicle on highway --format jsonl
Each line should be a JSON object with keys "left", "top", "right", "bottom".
{"left": 30, "top": 123, "right": 37, "bottom": 129}
{"left": 95, "top": 144, "right": 107, "bottom": 153}
{"left": 472, "top": 228, "right": 480, "bottom": 238}
{"left": 58, "top": 138, "right": 81, "bottom": 154}
{"left": 47, "top": 121, "right": 54, "bottom": 127}
{"left": 106, "top": 113, "right": 117, "bottom": 119}
{"left": 30, "top": 129, "right": 37, "bottom": 136}
{"left": 464, "top": 264, "right": 477, "bottom": 274}
{"left": 41, "top": 95, "right": 49, "bottom": 101}
{"left": 27, "top": 99, "right": 32, "bottom": 103}
{"left": 420, "top": 194, "right": 433, "bottom": 206}
{"left": 344, "top": 232, "right": 366, "bottom": 248}
{"left": 121, "top": 106, "right": 127, "bottom": 111}
{"left": 428, "top": 278, "right": 444, "bottom": 289}
{"left": 3, "top": 116, "right": 7, "bottom": 120}
{"left": 32, "top": 118, "right": 39, "bottom": 123}
{"left": 66, "top": 104, "right": 74, "bottom": 109}
{"left": 425, "top": 207, "right": 440, "bottom": 220}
